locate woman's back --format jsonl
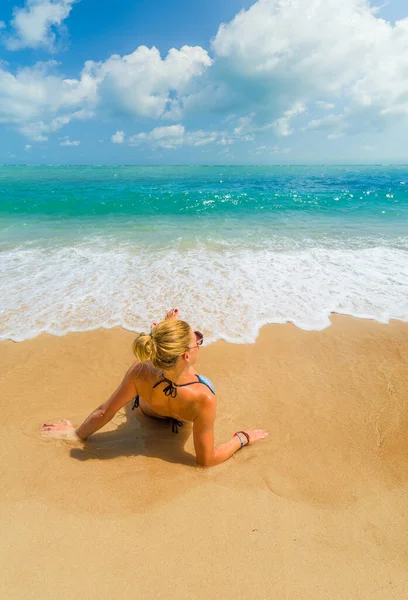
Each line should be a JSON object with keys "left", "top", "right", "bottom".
{"left": 132, "top": 361, "right": 214, "bottom": 424}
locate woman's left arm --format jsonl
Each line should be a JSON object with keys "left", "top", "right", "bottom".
{"left": 41, "top": 363, "right": 139, "bottom": 441}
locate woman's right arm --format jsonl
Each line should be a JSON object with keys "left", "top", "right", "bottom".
{"left": 193, "top": 394, "right": 268, "bottom": 467}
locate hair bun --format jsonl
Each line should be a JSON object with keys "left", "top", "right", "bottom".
{"left": 133, "top": 332, "right": 156, "bottom": 363}
{"left": 133, "top": 319, "right": 191, "bottom": 370}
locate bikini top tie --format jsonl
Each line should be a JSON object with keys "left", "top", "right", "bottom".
{"left": 132, "top": 373, "right": 215, "bottom": 434}
{"left": 160, "top": 378, "right": 178, "bottom": 398}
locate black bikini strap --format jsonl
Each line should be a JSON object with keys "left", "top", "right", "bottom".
{"left": 132, "top": 393, "right": 183, "bottom": 433}
{"left": 152, "top": 374, "right": 201, "bottom": 398}
{"left": 152, "top": 378, "right": 178, "bottom": 398}
{"left": 170, "top": 418, "right": 183, "bottom": 433}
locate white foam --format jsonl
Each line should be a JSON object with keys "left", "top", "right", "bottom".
{"left": 1, "top": 242, "right": 408, "bottom": 342}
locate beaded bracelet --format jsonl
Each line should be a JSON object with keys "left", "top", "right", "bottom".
{"left": 234, "top": 430, "right": 250, "bottom": 446}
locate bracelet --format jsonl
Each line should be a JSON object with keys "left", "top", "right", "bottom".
{"left": 234, "top": 430, "right": 250, "bottom": 445}
{"left": 234, "top": 432, "right": 245, "bottom": 448}
{"left": 241, "top": 431, "right": 250, "bottom": 445}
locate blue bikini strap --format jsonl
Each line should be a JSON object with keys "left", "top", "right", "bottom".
{"left": 152, "top": 374, "right": 215, "bottom": 396}
{"left": 196, "top": 374, "right": 215, "bottom": 395}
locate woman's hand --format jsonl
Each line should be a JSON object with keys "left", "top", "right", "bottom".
{"left": 244, "top": 429, "right": 268, "bottom": 444}
{"left": 40, "top": 419, "right": 80, "bottom": 440}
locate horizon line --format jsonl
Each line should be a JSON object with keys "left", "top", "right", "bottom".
{"left": 1, "top": 163, "right": 408, "bottom": 168}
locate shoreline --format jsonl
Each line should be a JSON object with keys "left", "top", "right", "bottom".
{"left": 1, "top": 314, "right": 408, "bottom": 598}
{"left": 2, "top": 311, "right": 408, "bottom": 345}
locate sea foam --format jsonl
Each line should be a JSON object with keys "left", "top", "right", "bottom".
{"left": 1, "top": 241, "right": 407, "bottom": 342}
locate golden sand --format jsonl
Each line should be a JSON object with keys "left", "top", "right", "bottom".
{"left": 1, "top": 315, "right": 407, "bottom": 599}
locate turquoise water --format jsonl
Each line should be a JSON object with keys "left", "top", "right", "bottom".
{"left": 1, "top": 165, "right": 407, "bottom": 341}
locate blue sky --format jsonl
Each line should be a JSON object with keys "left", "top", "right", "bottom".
{"left": 1, "top": 0, "right": 408, "bottom": 164}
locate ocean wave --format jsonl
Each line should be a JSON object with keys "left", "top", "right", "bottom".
{"left": 1, "top": 243, "right": 407, "bottom": 342}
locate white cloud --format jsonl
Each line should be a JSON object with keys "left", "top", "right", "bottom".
{"left": 271, "top": 102, "right": 306, "bottom": 136}
{"left": 254, "top": 145, "right": 267, "bottom": 154}
{"left": 203, "top": 0, "right": 408, "bottom": 136}
{"left": 0, "top": 21, "right": 6, "bottom": 30}
{"left": 253, "top": 144, "right": 291, "bottom": 155}
{"left": 130, "top": 124, "right": 186, "bottom": 149}
{"left": 316, "top": 101, "right": 335, "bottom": 110}
{"left": 0, "top": 45, "right": 211, "bottom": 140}
{"left": 185, "top": 129, "right": 219, "bottom": 147}
{"left": 227, "top": 102, "right": 305, "bottom": 139}
{"left": 233, "top": 114, "right": 255, "bottom": 135}
{"left": 4, "top": 0, "right": 78, "bottom": 51}
{"left": 59, "top": 136, "right": 79, "bottom": 146}
{"left": 89, "top": 45, "right": 212, "bottom": 120}
{"left": 111, "top": 130, "right": 125, "bottom": 144}
{"left": 304, "top": 113, "right": 348, "bottom": 138}
{"left": 116, "top": 124, "right": 255, "bottom": 149}
{"left": 24, "top": 144, "right": 31, "bottom": 150}
{"left": 217, "top": 136, "right": 234, "bottom": 146}
{"left": 0, "top": 60, "right": 96, "bottom": 140}
{"left": 2, "top": 0, "right": 408, "bottom": 147}
{"left": 305, "top": 114, "right": 345, "bottom": 130}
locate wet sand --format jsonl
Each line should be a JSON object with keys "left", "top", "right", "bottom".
{"left": 1, "top": 315, "right": 408, "bottom": 599}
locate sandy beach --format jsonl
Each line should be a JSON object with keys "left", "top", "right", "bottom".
{"left": 1, "top": 314, "right": 408, "bottom": 599}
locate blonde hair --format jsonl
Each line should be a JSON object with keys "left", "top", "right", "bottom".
{"left": 133, "top": 319, "right": 192, "bottom": 370}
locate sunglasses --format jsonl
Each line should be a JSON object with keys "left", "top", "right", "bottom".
{"left": 186, "top": 330, "right": 204, "bottom": 350}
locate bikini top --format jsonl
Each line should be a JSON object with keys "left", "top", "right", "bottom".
{"left": 132, "top": 373, "right": 215, "bottom": 433}
{"left": 152, "top": 373, "right": 215, "bottom": 397}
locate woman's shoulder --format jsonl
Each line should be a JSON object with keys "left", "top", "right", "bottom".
{"left": 196, "top": 374, "right": 215, "bottom": 395}
{"left": 193, "top": 379, "right": 217, "bottom": 419}
{"left": 126, "top": 360, "right": 159, "bottom": 382}
{"left": 190, "top": 374, "right": 216, "bottom": 419}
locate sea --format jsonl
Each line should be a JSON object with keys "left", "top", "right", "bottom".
{"left": 1, "top": 165, "right": 407, "bottom": 343}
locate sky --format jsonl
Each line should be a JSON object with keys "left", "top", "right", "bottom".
{"left": 1, "top": 0, "right": 408, "bottom": 165}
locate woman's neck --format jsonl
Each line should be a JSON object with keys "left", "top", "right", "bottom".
{"left": 162, "top": 363, "right": 194, "bottom": 383}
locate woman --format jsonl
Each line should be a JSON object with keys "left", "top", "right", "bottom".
{"left": 41, "top": 309, "right": 268, "bottom": 466}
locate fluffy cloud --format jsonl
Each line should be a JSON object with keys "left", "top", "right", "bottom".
{"left": 131, "top": 124, "right": 186, "bottom": 149}
{"left": 0, "top": 60, "right": 96, "bottom": 140}
{"left": 2, "top": 0, "right": 408, "bottom": 145}
{"left": 253, "top": 144, "right": 291, "bottom": 155}
{"left": 59, "top": 136, "right": 79, "bottom": 145}
{"left": 116, "top": 125, "right": 220, "bottom": 149}
{"left": 89, "top": 45, "right": 212, "bottom": 120}
{"left": 185, "top": 129, "right": 219, "bottom": 147}
{"left": 111, "top": 130, "right": 125, "bottom": 144}
{"left": 205, "top": 0, "right": 408, "bottom": 135}
{"left": 316, "top": 101, "right": 335, "bottom": 110}
{"left": 271, "top": 102, "right": 306, "bottom": 136}
{"left": 112, "top": 124, "right": 256, "bottom": 149}
{"left": 304, "top": 114, "right": 346, "bottom": 135}
{"left": 3, "top": 0, "right": 78, "bottom": 51}
{"left": 0, "top": 45, "right": 211, "bottom": 140}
